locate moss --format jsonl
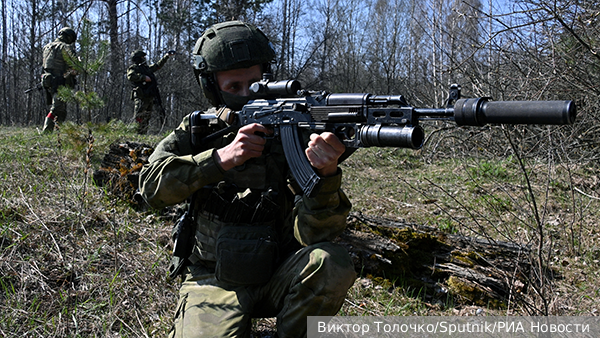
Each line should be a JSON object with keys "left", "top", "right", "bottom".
{"left": 450, "top": 251, "right": 477, "bottom": 267}
{"left": 371, "top": 277, "right": 393, "bottom": 289}
{"left": 446, "top": 276, "right": 506, "bottom": 308}
{"left": 348, "top": 216, "right": 511, "bottom": 309}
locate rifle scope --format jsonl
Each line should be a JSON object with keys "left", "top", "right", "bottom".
{"left": 452, "top": 98, "right": 576, "bottom": 126}
{"left": 250, "top": 79, "right": 302, "bottom": 97}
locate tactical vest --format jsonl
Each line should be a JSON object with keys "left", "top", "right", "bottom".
{"left": 186, "top": 111, "right": 292, "bottom": 268}
{"left": 42, "top": 40, "right": 76, "bottom": 91}
{"left": 127, "top": 64, "right": 159, "bottom": 100}
{"left": 42, "top": 40, "right": 71, "bottom": 74}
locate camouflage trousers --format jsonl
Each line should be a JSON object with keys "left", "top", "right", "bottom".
{"left": 133, "top": 97, "right": 154, "bottom": 134}
{"left": 169, "top": 242, "right": 356, "bottom": 338}
{"left": 42, "top": 93, "right": 68, "bottom": 133}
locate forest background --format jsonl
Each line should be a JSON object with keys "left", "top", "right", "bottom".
{"left": 2, "top": 0, "right": 597, "bottom": 130}
{"left": 1, "top": 0, "right": 600, "bottom": 336}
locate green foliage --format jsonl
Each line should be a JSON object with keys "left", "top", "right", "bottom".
{"left": 57, "top": 86, "right": 104, "bottom": 111}
{"left": 468, "top": 159, "right": 510, "bottom": 180}
{"left": 63, "top": 20, "right": 109, "bottom": 76}
{"left": 58, "top": 18, "right": 109, "bottom": 114}
{"left": 437, "top": 218, "right": 458, "bottom": 234}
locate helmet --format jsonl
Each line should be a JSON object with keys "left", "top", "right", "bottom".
{"left": 131, "top": 50, "right": 147, "bottom": 64}
{"left": 192, "top": 21, "right": 275, "bottom": 106}
{"left": 58, "top": 27, "right": 77, "bottom": 44}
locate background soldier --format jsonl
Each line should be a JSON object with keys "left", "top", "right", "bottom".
{"left": 126, "top": 49, "right": 174, "bottom": 134}
{"left": 139, "top": 21, "right": 356, "bottom": 337}
{"left": 41, "top": 27, "right": 77, "bottom": 133}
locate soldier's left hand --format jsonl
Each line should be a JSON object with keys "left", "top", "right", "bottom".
{"left": 306, "top": 132, "right": 345, "bottom": 177}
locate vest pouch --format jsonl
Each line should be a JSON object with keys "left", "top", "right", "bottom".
{"left": 215, "top": 224, "right": 278, "bottom": 286}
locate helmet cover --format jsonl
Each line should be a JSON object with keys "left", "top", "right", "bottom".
{"left": 131, "top": 50, "right": 147, "bottom": 64}
{"left": 191, "top": 21, "right": 275, "bottom": 106}
{"left": 192, "top": 21, "right": 275, "bottom": 74}
{"left": 58, "top": 27, "right": 77, "bottom": 44}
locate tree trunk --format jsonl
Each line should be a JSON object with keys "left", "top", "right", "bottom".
{"left": 103, "top": 0, "right": 123, "bottom": 122}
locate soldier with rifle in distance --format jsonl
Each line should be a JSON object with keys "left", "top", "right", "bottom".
{"left": 40, "top": 27, "right": 78, "bottom": 133}
{"left": 139, "top": 20, "right": 576, "bottom": 338}
{"left": 127, "top": 49, "right": 175, "bottom": 134}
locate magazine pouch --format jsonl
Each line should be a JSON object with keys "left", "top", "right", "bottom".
{"left": 215, "top": 224, "right": 278, "bottom": 286}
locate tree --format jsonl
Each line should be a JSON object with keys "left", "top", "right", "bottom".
{"left": 100, "top": 0, "right": 124, "bottom": 122}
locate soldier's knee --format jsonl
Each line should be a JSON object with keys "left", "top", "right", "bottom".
{"left": 304, "top": 242, "right": 356, "bottom": 293}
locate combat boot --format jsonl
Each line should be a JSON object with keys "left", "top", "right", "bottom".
{"left": 42, "top": 114, "right": 56, "bottom": 133}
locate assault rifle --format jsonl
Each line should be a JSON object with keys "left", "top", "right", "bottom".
{"left": 195, "top": 75, "right": 576, "bottom": 198}
{"left": 24, "top": 82, "right": 43, "bottom": 94}
{"left": 25, "top": 81, "right": 52, "bottom": 104}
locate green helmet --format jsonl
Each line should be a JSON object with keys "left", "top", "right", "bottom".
{"left": 131, "top": 50, "right": 147, "bottom": 64}
{"left": 58, "top": 27, "right": 77, "bottom": 44}
{"left": 192, "top": 21, "right": 275, "bottom": 106}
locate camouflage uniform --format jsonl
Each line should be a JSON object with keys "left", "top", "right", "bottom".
{"left": 41, "top": 28, "right": 77, "bottom": 133}
{"left": 139, "top": 109, "right": 356, "bottom": 338}
{"left": 126, "top": 52, "right": 171, "bottom": 134}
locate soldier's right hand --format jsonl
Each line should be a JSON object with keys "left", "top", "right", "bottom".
{"left": 215, "top": 123, "right": 272, "bottom": 171}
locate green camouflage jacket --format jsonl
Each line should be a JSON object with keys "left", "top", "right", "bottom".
{"left": 126, "top": 54, "right": 170, "bottom": 100}
{"left": 42, "top": 38, "right": 76, "bottom": 75}
{"left": 139, "top": 109, "right": 352, "bottom": 248}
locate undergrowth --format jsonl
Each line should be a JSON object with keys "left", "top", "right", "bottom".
{"left": 1, "top": 122, "right": 598, "bottom": 337}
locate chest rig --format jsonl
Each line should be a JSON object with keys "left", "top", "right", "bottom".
{"left": 187, "top": 109, "right": 290, "bottom": 267}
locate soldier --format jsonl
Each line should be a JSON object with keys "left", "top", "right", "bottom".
{"left": 127, "top": 49, "right": 174, "bottom": 134}
{"left": 41, "top": 27, "right": 78, "bottom": 133}
{"left": 138, "top": 21, "right": 356, "bottom": 337}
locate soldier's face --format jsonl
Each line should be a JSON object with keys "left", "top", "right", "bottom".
{"left": 216, "top": 64, "right": 262, "bottom": 97}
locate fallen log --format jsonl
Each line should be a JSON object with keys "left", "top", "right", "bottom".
{"left": 337, "top": 212, "right": 533, "bottom": 308}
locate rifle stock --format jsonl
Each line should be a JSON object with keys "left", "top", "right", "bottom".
{"left": 196, "top": 76, "right": 577, "bottom": 197}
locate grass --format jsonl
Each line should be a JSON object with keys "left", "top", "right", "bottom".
{"left": 1, "top": 122, "right": 599, "bottom": 336}
{"left": 338, "top": 134, "right": 600, "bottom": 316}
{"left": 0, "top": 122, "right": 175, "bottom": 337}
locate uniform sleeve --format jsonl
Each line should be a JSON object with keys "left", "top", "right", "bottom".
{"left": 292, "top": 169, "right": 352, "bottom": 246}
{"left": 138, "top": 116, "right": 226, "bottom": 209}
{"left": 150, "top": 54, "right": 170, "bottom": 72}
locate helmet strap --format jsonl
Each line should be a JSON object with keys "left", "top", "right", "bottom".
{"left": 199, "top": 72, "right": 223, "bottom": 107}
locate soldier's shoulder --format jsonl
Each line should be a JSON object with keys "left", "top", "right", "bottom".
{"left": 44, "top": 40, "right": 59, "bottom": 49}
{"left": 127, "top": 64, "right": 143, "bottom": 72}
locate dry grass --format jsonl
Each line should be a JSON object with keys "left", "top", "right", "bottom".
{"left": 0, "top": 123, "right": 177, "bottom": 337}
{"left": 339, "top": 127, "right": 600, "bottom": 317}
{"left": 1, "top": 122, "right": 598, "bottom": 337}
